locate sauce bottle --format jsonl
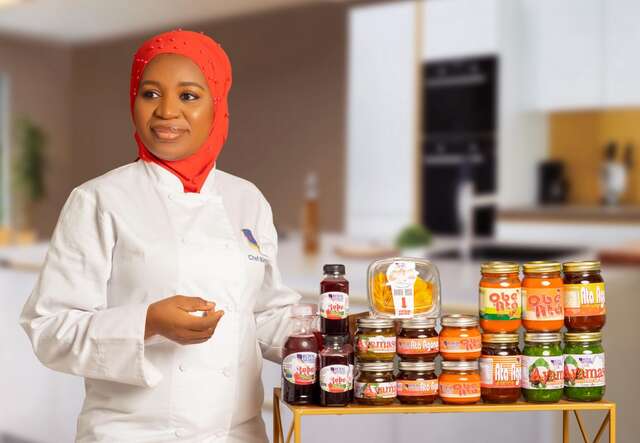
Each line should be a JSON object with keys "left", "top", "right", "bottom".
{"left": 319, "top": 264, "right": 349, "bottom": 336}
{"left": 319, "top": 335, "right": 354, "bottom": 407}
{"left": 282, "top": 304, "right": 319, "bottom": 405}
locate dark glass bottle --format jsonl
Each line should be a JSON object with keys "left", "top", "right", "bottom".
{"left": 282, "top": 304, "right": 319, "bottom": 405}
{"left": 320, "top": 264, "right": 349, "bottom": 336}
{"left": 319, "top": 335, "right": 354, "bottom": 406}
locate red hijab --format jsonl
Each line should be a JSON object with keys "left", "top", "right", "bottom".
{"left": 130, "top": 30, "right": 232, "bottom": 193}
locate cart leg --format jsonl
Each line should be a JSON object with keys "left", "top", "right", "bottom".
{"left": 609, "top": 405, "right": 616, "bottom": 443}
{"left": 573, "top": 410, "right": 590, "bottom": 443}
{"left": 592, "top": 412, "right": 610, "bottom": 443}
{"left": 273, "top": 391, "right": 281, "bottom": 443}
{"left": 294, "top": 412, "right": 302, "bottom": 443}
{"left": 563, "top": 411, "right": 570, "bottom": 443}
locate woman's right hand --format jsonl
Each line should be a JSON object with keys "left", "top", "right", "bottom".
{"left": 144, "top": 295, "right": 225, "bottom": 345}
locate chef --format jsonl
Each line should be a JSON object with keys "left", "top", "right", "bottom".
{"left": 20, "top": 29, "right": 300, "bottom": 442}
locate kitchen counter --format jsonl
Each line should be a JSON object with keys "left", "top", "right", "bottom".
{"left": 499, "top": 205, "right": 640, "bottom": 223}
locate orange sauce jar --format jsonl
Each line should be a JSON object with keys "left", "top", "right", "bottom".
{"left": 440, "top": 314, "right": 481, "bottom": 360}
{"left": 479, "top": 261, "right": 522, "bottom": 333}
{"left": 439, "top": 360, "right": 481, "bottom": 405}
{"left": 522, "top": 261, "right": 564, "bottom": 332}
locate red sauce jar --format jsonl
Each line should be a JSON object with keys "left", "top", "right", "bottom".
{"left": 396, "top": 361, "right": 438, "bottom": 405}
{"left": 563, "top": 261, "right": 606, "bottom": 332}
{"left": 397, "top": 318, "right": 438, "bottom": 361}
{"left": 480, "top": 333, "right": 521, "bottom": 403}
{"left": 439, "top": 360, "right": 481, "bottom": 405}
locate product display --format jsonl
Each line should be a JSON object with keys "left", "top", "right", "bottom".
{"left": 354, "top": 362, "right": 397, "bottom": 406}
{"left": 480, "top": 334, "right": 521, "bottom": 403}
{"left": 319, "top": 264, "right": 350, "bottom": 336}
{"left": 563, "top": 261, "right": 606, "bottom": 332}
{"left": 282, "top": 304, "right": 319, "bottom": 405}
{"left": 522, "top": 261, "right": 564, "bottom": 332}
{"left": 367, "top": 258, "right": 441, "bottom": 319}
{"left": 319, "top": 335, "right": 354, "bottom": 407}
{"left": 439, "top": 360, "right": 481, "bottom": 405}
{"left": 396, "top": 361, "right": 438, "bottom": 405}
{"left": 479, "top": 261, "right": 522, "bottom": 333}
{"left": 564, "top": 332, "right": 605, "bottom": 402}
{"left": 397, "top": 318, "right": 439, "bottom": 361}
{"left": 355, "top": 318, "right": 396, "bottom": 362}
{"left": 440, "top": 314, "right": 482, "bottom": 361}
{"left": 521, "top": 333, "right": 564, "bottom": 403}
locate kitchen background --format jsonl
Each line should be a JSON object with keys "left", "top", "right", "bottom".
{"left": 0, "top": 0, "right": 638, "bottom": 442}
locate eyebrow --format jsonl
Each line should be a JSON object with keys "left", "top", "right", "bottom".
{"left": 140, "top": 80, "right": 205, "bottom": 89}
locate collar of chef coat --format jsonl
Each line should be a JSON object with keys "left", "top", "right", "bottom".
{"left": 142, "top": 160, "right": 220, "bottom": 201}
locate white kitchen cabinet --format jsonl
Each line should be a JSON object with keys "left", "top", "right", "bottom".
{"left": 521, "top": 0, "right": 604, "bottom": 111}
{"left": 603, "top": 0, "right": 640, "bottom": 107}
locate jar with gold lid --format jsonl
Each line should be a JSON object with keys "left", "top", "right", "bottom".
{"left": 563, "top": 261, "right": 606, "bottom": 332}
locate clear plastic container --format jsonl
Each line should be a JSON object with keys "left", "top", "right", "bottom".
{"left": 367, "top": 257, "right": 441, "bottom": 319}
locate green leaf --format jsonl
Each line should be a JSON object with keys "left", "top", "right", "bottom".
{"left": 395, "top": 224, "right": 432, "bottom": 249}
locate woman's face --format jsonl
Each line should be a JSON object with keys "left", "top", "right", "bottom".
{"left": 133, "top": 53, "right": 214, "bottom": 161}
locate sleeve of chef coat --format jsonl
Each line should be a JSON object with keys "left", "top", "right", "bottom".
{"left": 19, "top": 188, "right": 163, "bottom": 388}
{"left": 253, "top": 194, "right": 301, "bottom": 364}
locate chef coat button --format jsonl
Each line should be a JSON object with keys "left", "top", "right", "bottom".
{"left": 222, "top": 366, "right": 232, "bottom": 378}
{"left": 175, "top": 428, "right": 185, "bottom": 438}
{"left": 179, "top": 364, "right": 186, "bottom": 372}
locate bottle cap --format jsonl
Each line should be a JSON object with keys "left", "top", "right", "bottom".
{"left": 481, "top": 261, "right": 520, "bottom": 274}
{"left": 523, "top": 261, "right": 561, "bottom": 273}
{"left": 323, "top": 264, "right": 346, "bottom": 275}
{"left": 441, "top": 314, "right": 478, "bottom": 328}
{"left": 563, "top": 260, "right": 601, "bottom": 273}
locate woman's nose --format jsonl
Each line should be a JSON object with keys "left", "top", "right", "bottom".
{"left": 154, "top": 95, "right": 180, "bottom": 119}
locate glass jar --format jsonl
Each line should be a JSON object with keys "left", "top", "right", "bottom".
{"left": 440, "top": 314, "right": 481, "bottom": 360}
{"left": 319, "top": 335, "right": 354, "bottom": 407}
{"left": 521, "top": 333, "right": 564, "bottom": 403}
{"left": 439, "top": 360, "right": 481, "bottom": 405}
{"left": 355, "top": 318, "right": 396, "bottom": 362}
{"left": 522, "top": 262, "right": 564, "bottom": 332}
{"left": 563, "top": 261, "right": 606, "bottom": 332}
{"left": 480, "top": 333, "right": 521, "bottom": 403}
{"left": 319, "top": 264, "right": 350, "bottom": 336}
{"left": 282, "top": 304, "right": 319, "bottom": 405}
{"left": 396, "top": 361, "right": 438, "bottom": 405}
{"left": 354, "top": 362, "right": 397, "bottom": 405}
{"left": 397, "top": 318, "right": 439, "bottom": 361}
{"left": 564, "top": 332, "right": 605, "bottom": 402}
{"left": 479, "top": 261, "right": 522, "bottom": 333}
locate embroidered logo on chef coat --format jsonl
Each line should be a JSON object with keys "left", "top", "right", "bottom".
{"left": 242, "top": 229, "right": 267, "bottom": 263}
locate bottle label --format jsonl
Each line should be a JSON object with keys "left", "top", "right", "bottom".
{"left": 522, "top": 287, "right": 564, "bottom": 321}
{"left": 354, "top": 381, "right": 396, "bottom": 399}
{"left": 397, "top": 337, "right": 439, "bottom": 355}
{"left": 320, "top": 364, "right": 353, "bottom": 393}
{"left": 397, "top": 378, "right": 438, "bottom": 397}
{"left": 564, "top": 353, "right": 605, "bottom": 388}
{"left": 480, "top": 355, "right": 522, "bottom": 388}
{"left": 440, "top": 335, "right": 481, "bottom": 354}
{"left": 521, "top": 355, "right": 564, "bottom": 390}
{"left": 357, "top": 335, "right": 396, "bottom": 354}
{"left": 438, "top": 380, "right": 481, "bottom": 399}
{"left": 564, "top": 283, "right": 606, "bottom": 317}
{"left": 386, "top": 261, "right": 418, "bottom": 318}
{"left": 479, "top": 287, "right": 522, "bottom": 320}
{"left": 319, "top": 291, "right": 349, "bottom": 320}
{"left": 282, "top": 352, "right": 317, "bottom": 385}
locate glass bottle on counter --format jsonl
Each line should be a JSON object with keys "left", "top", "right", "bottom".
{"left": 564, "top": 332, "right": 605, "bottom": 402}
{"left": 319, "top": 264, "right": 349, "bottom": 336}
{"left": 563, "top": 261, "right": 606, "bottom": 332}
{"left": 480, "top": 333, "right": 521, "bottom": 403}
{"left": 354, "top": 362, "right": 397, "bottom": 406}
{"left": 439, "top": 314, "right": 482, "bottom": 361}
{"left": 439, "top": 361, "right": 481, "bottom": 405}
{"left": 396, "top": 361, "right": 438, "bottom": 405}
{"left": 522, "top": 261, "right": 564, "bottom": 332}
{"left": 355, "top": 318, "right": 396, "bottom": 362}
{"left": 282, "top": 304, "right": 319, "bottom": 405}
{"left": 479, "top": 261, "right": 522, "bottom": 333}
{"left": 521, "top": 333, "right": 564, "bottom": 403}
{"left": 397, "top": 318, "right": 439, "bottom": 361}
{"left": 319, "top": 335, "right": 354, "bottom": 407}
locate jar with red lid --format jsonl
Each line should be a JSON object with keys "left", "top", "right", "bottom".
{"left": 397, "top": 318, "right": 438, "bottom": 361}
{"left": 396, "top": 361, "right": 438, "bottom": 405}
{"left": 479, "top": 261, "right": 522, "bottom": 333}
{"left": 563, "top": 261, "right": 606, "bottom": 332}
{"left": 480, "top": 333, "right": 521, "bottom": 403}
{"left": 522, "top": 261, "right": 564, "bottom": 332}
{"left": 439, "top": 360, "right": 481, "bottom": 405}
{"left": 439, "top": 314, "right": 481, "bottom": 360}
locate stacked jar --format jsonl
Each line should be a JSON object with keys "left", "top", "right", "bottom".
{"left": 396, "top": 318, "right": 439, "bottom": 404}
{"left": 562, "top": 261, "right": 606, "bottom": 402}
{"left": 478, "top": 262, "right": 522, "bottom": 403}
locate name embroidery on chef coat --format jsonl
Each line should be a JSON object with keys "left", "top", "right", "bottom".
{"left": 242, "top": 229, "right": 267, "bottom": 263}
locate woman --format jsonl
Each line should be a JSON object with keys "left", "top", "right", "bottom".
{"left": 20, "top": 29, "right": 300, "bottom": 442}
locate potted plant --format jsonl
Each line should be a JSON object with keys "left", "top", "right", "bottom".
{"left": 395, "top": 224, "right": 432, "bottom": 258}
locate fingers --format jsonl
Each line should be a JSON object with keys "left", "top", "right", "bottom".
{"left": 172, "top": 327, "right": 215, "bottom": 345}
{"left": 176, "top": 296, "right": 216, "bottom": 313}
{"left": 186, "top": 309, "right": 225, "bottom": 331}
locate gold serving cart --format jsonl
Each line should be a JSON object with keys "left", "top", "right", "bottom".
{"left": 272, "top": 388, "right": 615, "bottom": 443}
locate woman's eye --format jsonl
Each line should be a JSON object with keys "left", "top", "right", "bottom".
{"left": 142, "top": 90, "right": 160, "bottom": 99}
{"left": 181, "top": 92, "right": 199, "bottom": 101}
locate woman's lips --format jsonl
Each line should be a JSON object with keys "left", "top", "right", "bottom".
{"left": 151, "top": 126, "right": 188, "bottom": 142}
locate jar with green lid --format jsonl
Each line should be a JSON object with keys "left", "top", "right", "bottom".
{"left": 522, "top": 333, "right": 564, "bottom": 403}
{"left": 564, "top": 332, "right": 605, "bottom": 402}
{"left": 355, "top": 318, "right": 396, "bottom": 362}
{"left": 354, "top": 362, "right": 396, "bottom": 405}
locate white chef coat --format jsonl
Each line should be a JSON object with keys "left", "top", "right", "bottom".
{"left": 20, "top": 160, "right": 300, "bottom": 442}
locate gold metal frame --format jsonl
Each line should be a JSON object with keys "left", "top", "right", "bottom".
{"left": 273, "top": 388, "right": 616, "bottom": 443}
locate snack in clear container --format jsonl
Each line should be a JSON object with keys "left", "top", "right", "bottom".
{"left": 367, "top": 257, "right": 441, "bottom": 319}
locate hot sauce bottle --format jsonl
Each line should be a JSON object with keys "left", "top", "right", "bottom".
{"left": 319, "top": 264, "right": 349, "bottom": 336}
{"left": 282, "top": 304, "right": 319, "bottom": 405}
{"left": 319, "top": 335, "right": 354, "bottom": 407}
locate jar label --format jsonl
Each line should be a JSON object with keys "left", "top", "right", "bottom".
{"left": 282, "top": 352, "right": 317, "bottom": 385}
{"left": 522, "top": 287, "right": 564, "bottom": 321}
{"left": 397, "top": 378, "right": 438, "bottom": 396}
{"left": 357, "top": 335, "right": 397, "bottom": 354}
{"left": 320, "top": 364, "right": 354, "bottom": 393}
{"left": 479, "top": 287, "right": 521, "bottom": 320}
{"left": 521, "top": 355, "right": 564, "bottom": 390}
{"left": 564, "top": 353, "right": 605, "bottom": 388}
{"left": 440, "top": 335, "right": 481, "bottom": 354}
{"left": 397, "top": 337, "right": 439, "bottom": 355}
{"left": 354, "top": 381, "right": 397, "bottom": 399}
{"left": 438, "top": 380, "right": 481, "bottom": 399}
{"left": 564, "top": 283, "right": 606, "bottom": 317}
{"left": 319, "top": 291, "right": 349, "bottom": 319}
{"left": 387, "top": 261, "right": 418, "bottom": 318}
{"left": 480, "top": 355, "right": 522, "bottom": 388}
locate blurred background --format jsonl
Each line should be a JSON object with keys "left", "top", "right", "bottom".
{"left": 0, "top": 0, "right": 638, "bottom": 442}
